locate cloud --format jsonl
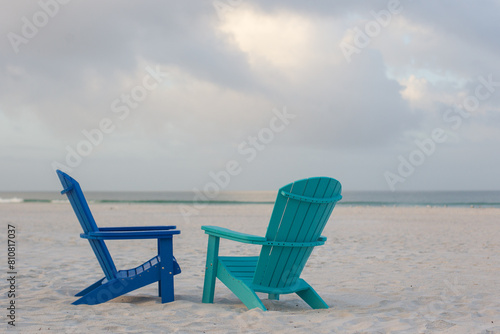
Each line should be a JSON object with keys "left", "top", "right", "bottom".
{"left": 1, "top": 1, "right": 499, "bottom": 190}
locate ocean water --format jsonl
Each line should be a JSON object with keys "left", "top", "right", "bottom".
{"left": 1, "top": 190, "right": 500, "bottom": 207}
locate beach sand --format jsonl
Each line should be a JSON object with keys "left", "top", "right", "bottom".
{"left": 1, "top": 202, "right": 499, "bottom": 333}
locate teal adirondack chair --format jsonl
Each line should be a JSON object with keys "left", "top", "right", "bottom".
{"left": 201, "top": 176, "right": 342, "bottom": 311}
{"left": 56, "top": 170, "right": 181, "bottom": 305}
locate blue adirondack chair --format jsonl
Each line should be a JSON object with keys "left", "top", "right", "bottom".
{"left": 56, "top": 170, "right": 181, "bottom": 305}
{"left": 201, "top": 176, "right": 342, "bottom": 311}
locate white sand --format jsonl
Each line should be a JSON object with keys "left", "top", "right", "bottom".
{"left": 2, "top": 203, "right": 499, "bottom": 333}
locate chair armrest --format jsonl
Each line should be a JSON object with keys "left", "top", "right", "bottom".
{"left": 99, "top": 226, "right": 176, "bottom": 232}
{"left": 202, "top": 226, "right": 266, "bottom": 245}
{"left": 81, "top": 229, "right": 180, "bottom": 240}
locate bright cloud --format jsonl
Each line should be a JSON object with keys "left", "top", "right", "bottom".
{"left": 218, "top": 6, "right": 313, "bottom": 69}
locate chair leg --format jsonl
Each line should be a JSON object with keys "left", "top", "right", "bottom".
{"left": 75, "top": 277, "right": 106, "bottom": 296}
{"left": 202, "top": 235, "right": 220, "bottom": 304}
{"left": 229, "top": 283, "right": 266, "bottom": 311}
{"left": 73, "top": 279, "right": 131, "bottom": 305}
{"left": 157, "top": 239, "right": 162, "bottom": 298}
{"left": 217, "top": 265, "right": 266, "bottom": 311}
{"left": 268, "top": 293, "right": 279, "bottom": 300}
{"left": 296, "top": 284, "right": 329, "bottom": 309}
{"left": 158, "top": 237, "right": 174, "bottom": 303}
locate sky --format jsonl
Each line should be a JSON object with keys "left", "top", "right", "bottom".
{"left": 1, "top": 0, "right": 499, "bottom": 192}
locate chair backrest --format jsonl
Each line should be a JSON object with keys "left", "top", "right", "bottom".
{"left": 252, "top": 177, "right": 342, "bottom": 289}
{"left": 56, "top": 170, "right": 118, "bottom": 280}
